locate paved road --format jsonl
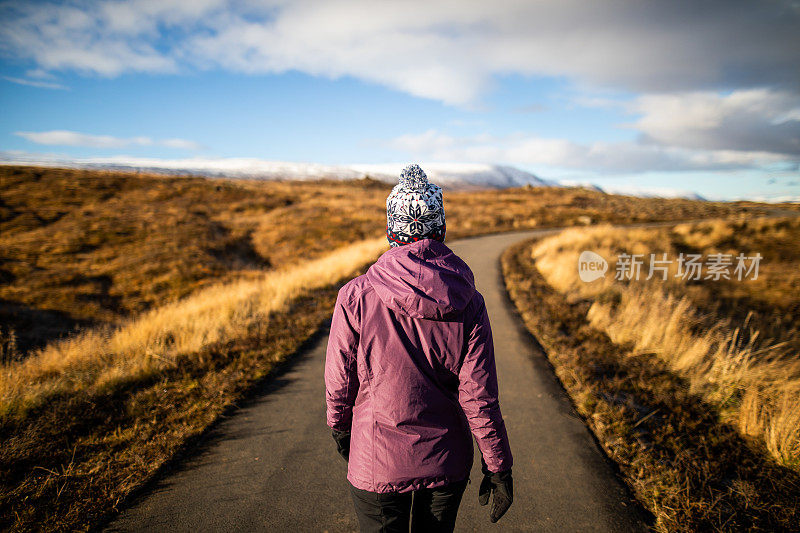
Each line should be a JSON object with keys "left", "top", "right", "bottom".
{"left": 108, "top": 230, "right": 649, "bottom": 532}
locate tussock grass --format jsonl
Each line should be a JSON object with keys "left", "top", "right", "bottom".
{"left": 0, "top": 238, "right": 386, "bottom": 531}
{"left": 502, "top": 235, "right": 800, "bottom": 531}
{"left": 2, "top": 165, "right": 772, "bottom": 356}
{"left": 0, "top": 238, "right": 387, "bottom": 423}
{"left": 587, "top": 288, "right": 800, "bottom": 466}
{"left": 531, "top": 218, "right": 800, "bottom": 468}
{"left": 0, "top": 165, "right": 781, "bottom": 529}
{"left": 0, "top": 165, "right": 391, "bottom": 354}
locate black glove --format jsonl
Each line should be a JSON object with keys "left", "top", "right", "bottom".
{"left": 478, "top": 464, "right": 513, "bottom": 523}
{"left": 331, "top": 429, "right": 350, "bottom": 462}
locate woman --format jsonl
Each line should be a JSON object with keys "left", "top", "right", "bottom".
{"left": 325, "top": 164, "right": 513, "bottom": 532}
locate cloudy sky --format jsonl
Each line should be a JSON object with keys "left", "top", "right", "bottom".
{"left": 1, "top": 0, "right": 799, "bottom": 200}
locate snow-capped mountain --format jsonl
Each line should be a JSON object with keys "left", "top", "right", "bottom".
{"left": 351, "top": 163, "right": 554, "bottom": 188}
{"left": 3, "top": 153, "right": 746, "bottom": 200}
{"left": 0, "top": 153, "right": 554, "bottom": 190}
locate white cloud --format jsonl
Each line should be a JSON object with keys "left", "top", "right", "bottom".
{"left": 628, "top": 89, "right": 800, "bottom": 155}
{"left": 160, "top": 138, "right": 204, "bottom": 150}
{"left": 2, "top": 1, "right": 799, "bottom": 172}
{"left": 0, "top": 0, "right": 189, "bottom": 76}
{"left": 14, "top": 130, "right": 202, "bottom": 150}
{"left": 384, "top": 129, "right": 791, "bottom": 173}
{"left": 774, "top": 109, "right": 800, "bottom": 125}
{"left": 15, "top": 130, "right": 136, "bottom": 148}
{"left": 3, "top": 75, "right": 67, "bottom": 89}
{"left": 1, "top": 1, "right": 798, "bottom": 104}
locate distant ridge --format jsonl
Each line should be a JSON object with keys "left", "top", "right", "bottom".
{"left": 0, "top": 154, "right": 553, "bottom": 190}
{"left": 351, "top": 163, "right": 555, "bottom": 189}
{"left": 1, "top": 153, "right": 739, "bottom": 200}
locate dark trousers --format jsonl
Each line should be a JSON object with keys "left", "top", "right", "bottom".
{"left": 349, "top": 480, "right": 468, "bottom": 533}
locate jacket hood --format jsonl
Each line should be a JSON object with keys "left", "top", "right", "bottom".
{"left": 366, "top": 239, "right": 476, "bottom": 320}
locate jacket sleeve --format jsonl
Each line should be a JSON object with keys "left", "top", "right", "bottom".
{"left": 458, "top": 293, "right": 513, "bottom": 473}
{"left": 325, "top": 287, "right": 360, "bottom": 432}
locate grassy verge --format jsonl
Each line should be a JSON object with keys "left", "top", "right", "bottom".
{"left": 532, "top": 218, "right": 800, "bottom": 467}
{"left": 0, "top": 164, "right": 783, "bottom": 529}
{"left": 1, "top": 165, "right": 772, "bottom": 358}
{"left": 0, "top": 239, "right": 386, "bottom": 531}
{"left": 501, "top": 236, "right": 800, "bottom": 532}
{"left": 0, "top": 165, "right": 390, "bottom": 356}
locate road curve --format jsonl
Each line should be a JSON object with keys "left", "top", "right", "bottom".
{"left": 107, "top": 230, "right": 649, "bottom": 532}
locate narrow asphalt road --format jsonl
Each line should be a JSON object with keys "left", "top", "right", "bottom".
{"left": 107, "top": 230, "right": 649, "bottom": 532}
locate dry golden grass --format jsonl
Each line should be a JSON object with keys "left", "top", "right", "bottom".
{"left": 531, "top": 218, "right": 800, "bottom": 467}
{"left": 1, "top": 165, "right": 772, "bottom": 357}
{"left": 0, "top": 166, "right": 393, "bottom": 355}
{"left": 0, "top": 237, "right": 386, "bottom": 423}
{"left": 0, "top": 165, "right": 781, "bottom": 529}
{"left": 446, "top": 186, "right": 760, "bottom": 233}
{"left": 0, "top": 238, "right": 385, "bottom": 531}
{"left": 502, "top": 235, "right": 800, "bottom": 531}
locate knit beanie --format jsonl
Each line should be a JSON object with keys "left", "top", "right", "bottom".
{"left": 386, "top": 164, "right": 446, "bottom": 247}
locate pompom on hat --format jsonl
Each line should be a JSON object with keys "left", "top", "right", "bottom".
{"left": 386, "top": 164, "right": 446, "bottom": 247}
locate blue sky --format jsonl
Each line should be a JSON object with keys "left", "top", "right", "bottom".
{"left": 1, "top": 0, "right": 799, "bottom": 201}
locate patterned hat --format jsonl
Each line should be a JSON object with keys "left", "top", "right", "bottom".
{"left": 386, "top": 164, "right": 446, "bottom": 247}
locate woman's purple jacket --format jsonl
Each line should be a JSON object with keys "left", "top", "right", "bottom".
{"left": 325, "top": 238, "right": 513, "bottom": 493}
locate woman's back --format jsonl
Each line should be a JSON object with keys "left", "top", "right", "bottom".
{"left": 325, "top": 164, "right": 513, "bottom": 530}
{"left": 326, "top": 238, "right": 511, "bottom": 492}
